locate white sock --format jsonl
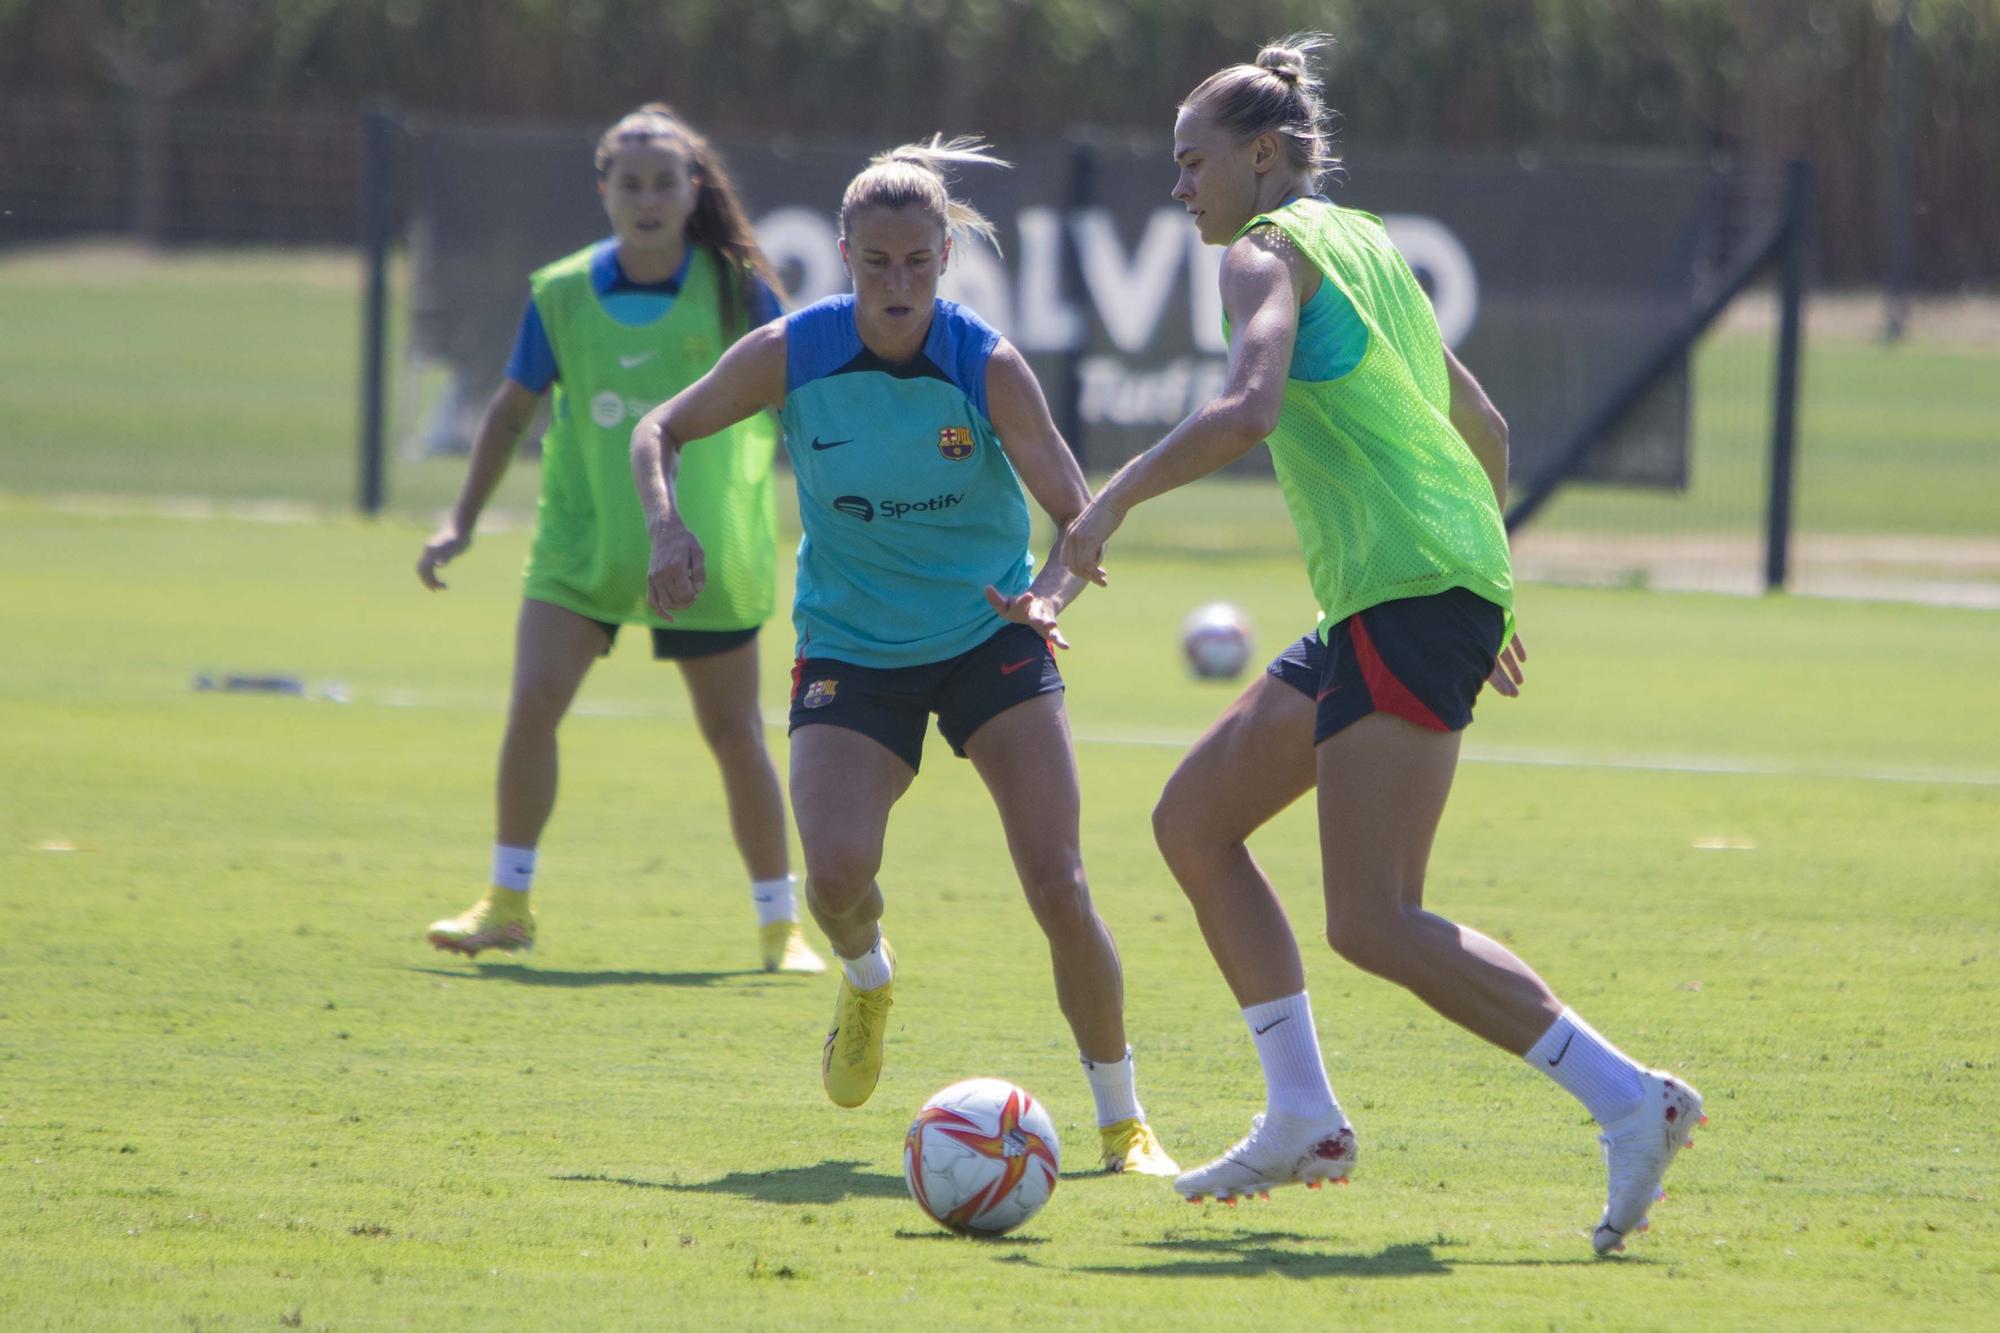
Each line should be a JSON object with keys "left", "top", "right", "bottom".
{"left": 1525, "top": 1007, "right": 1647, "bottom": 1124}
{"left": 1242, "top": 992, "right": 1340, "bottom": 1120}
{"left": 751, "top": 875, "right": 796, "bottom": 926}
{"left": 491, "top": 844, "right": 536, "bottom": 893}
{"left": 1079, "top": 1048, "right": 1143, "bottom": 1127}
{"left": 838, "top": 936, "right": 892, "bottom": 991}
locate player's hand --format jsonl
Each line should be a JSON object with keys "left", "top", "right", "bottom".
{"left": 1486, "top": 632, "right": 1527, "bottom": 698}
{"left": 646, "top": 517, "right": 707, "bottom": 619}
{"left": 985, "top": 585, "right": 1069, "bottom": 649}
{"left": 1062, "top": 498, "right": 1123, "bottom": 586}
{"left": 417, "top": 524, "right": 471, "bottom": 590}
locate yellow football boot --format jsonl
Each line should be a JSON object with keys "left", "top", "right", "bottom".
{"left": 821, "top": 943, "right": 894, "bottom": 1108}
{"left": 426, "top": 890, "right": 535, "bottom": 957}
{"left": 760, "top": 921, "right": 827, "bottom": 974}
{"left": 1100, "top": 1117, "right": 1180, "bottom": 1176}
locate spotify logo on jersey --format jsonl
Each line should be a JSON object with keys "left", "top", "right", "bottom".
{"left": 590, "top": 391, "right": 627, "bottom": 428}
{"left": 831, "top": 494, "right": 964, "bottom": 523}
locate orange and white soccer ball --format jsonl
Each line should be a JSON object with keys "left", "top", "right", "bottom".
{"left": 1182, "top": 602, "right": 1254, "bottom": 680}
{"left": 903, "top": 1078, "right": 1061, "bottom": 1235}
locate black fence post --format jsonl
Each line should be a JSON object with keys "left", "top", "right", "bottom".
{"left": 1763, "top": 160, "right": 1812, "bottom": 593}
{"left": 1883, "top": 0, "right": 1915, "bottom": 343}
{"left": 1057, "top": 140, "right": 1094, "bottom": 467}
{"left": 357, "top": 103, "right": 397, "bottom": 518}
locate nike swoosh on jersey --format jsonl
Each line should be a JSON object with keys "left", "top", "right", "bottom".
{"left": 810, "top": 437, "right": 852, "bottom": 451}
{"left": 619, "top": 351, "right": 657, "bottom": 368}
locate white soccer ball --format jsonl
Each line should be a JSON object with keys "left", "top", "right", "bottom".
{"left": 903, "top": 1078, "right": 1061, "bottom": 1236}
{"left": 1182, "top": 602, "right": 1254, "bottom": 680}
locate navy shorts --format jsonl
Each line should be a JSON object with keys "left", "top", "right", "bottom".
{"left": 592, "top": 620, "right": 759, "bottom": 661}
{"left": 1266, "top": 588, "right": 1505, "bottom": 745}
{"left": 788, "top": 622, "right": 1063, "bottom": 773}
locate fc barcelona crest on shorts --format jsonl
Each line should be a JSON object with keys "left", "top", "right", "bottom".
{"left": 938, "top": 426, "right": 974, "bottom": 461}
{"left": 801, "top": 678, "right": 838, "bottom": 709}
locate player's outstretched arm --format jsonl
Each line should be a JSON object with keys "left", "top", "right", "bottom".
{"left": 1438, "top": 345, "right": 1526, "bottom": 696}
{"left": 629, "top": 322, "right": 786, "bottom": 617}
{"left": 417, "top": 378, "right": 541, "bottom": 590}
{"left": 1064, "top": 231, "right": 1300, "bottom": 584}
{"left": 1444, "top": 345, "right": 1508, "bottom": 511}
{"left": 982, "top": 340, "right": 1091, "bottom": 647}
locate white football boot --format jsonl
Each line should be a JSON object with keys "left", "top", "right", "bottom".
{"left": 1593, "top": 1070, "right": 1706, "bottom": 1254}
{"left": 1173, "top": 1110, "right": 1356, "bottom": 1205}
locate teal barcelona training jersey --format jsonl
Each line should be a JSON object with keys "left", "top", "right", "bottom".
{"left": 779, "top": 295, "right": 1033, "bottom": 668}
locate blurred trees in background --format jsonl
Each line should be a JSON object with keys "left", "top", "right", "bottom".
{"left": 3, "top": 0, "right": 1994, "bottom": 284}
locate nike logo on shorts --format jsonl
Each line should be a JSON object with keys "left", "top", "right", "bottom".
{"left": 999, "top": 658, "right": 1038, "bottom": 676}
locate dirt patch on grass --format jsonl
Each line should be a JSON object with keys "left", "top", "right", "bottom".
{"left": 1718, "top": 290, "right": 2000, "bottom": 346}
{"left": 1514, "top": 529, "right": 2000, "bottom": 607}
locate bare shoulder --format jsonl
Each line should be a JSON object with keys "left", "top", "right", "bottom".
{"left": 1227, "top": 224, "right": 1316, "bottom": 295}
{"left": 718, "top": 317, "right": 789, "bottom": 393}
{"left": 986, "top": 335, "right": 1035, "bottom": 385}
{"left": 1220, "top": 229, "right": 1310, "bottom": 317}
{"left": 734, "top": 317, "right": 789, "bottom": 364}
{"left": 984, "top": 336, "right": 1053, "bottom": 419}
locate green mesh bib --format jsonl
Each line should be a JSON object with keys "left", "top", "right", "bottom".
{"left": 522, "top": 244, "right": 777, "bottom": 630}
{"left": 1231, "top": 199, "right": 1512, "bottom": 636}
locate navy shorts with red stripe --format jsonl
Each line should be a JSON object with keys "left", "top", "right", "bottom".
{"left": 788, "top": 621, "right": 1062, "bottom": 773}
{"left": 1266, "top": 588, "right": 1505, "bottom": 745}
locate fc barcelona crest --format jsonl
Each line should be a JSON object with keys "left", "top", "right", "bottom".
{"left": 801, "top": 679, "right": 838, "bottom": 709}
{"left": 938, "top": 427, "right": 974, "bottom": 461}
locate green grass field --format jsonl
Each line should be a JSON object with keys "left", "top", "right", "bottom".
{"left": 2, "top": 504, "right": 1996, "bottom": 1329}
{"left": 2, "top": 246, "right": 1997, "bottom": 1327}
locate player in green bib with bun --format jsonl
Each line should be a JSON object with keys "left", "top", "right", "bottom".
{"left": 1065, "top": 37, "right": 1703, "bottom": 1251}
{"left": 417, "top": 104, "right": 823, "bottom": 976}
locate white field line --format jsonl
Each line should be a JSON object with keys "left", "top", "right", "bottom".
{"left": 1079, "top": 726, "right": 2000, "bottom": 789}
{"left": 372, "top": 690, "right": 2000, "bottom": 789}
{"left": 12, "top": 491, "right": 537, "bottom": 531}
{"left": 13, "top": 491, "right": 1999, "bottom": 609}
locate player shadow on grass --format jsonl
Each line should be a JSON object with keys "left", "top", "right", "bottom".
{"left": 1078, "top": 1234, "right": 1449, "bottom": 1279}
{"left": 555, "top": 1160, "right": 907, "bottom": 1204}
{"left": 408, "top": 964, "right": 766, "bottom": 988}
{"left": 1057, "top": 1231, "right": 1599, "bottom": 1279}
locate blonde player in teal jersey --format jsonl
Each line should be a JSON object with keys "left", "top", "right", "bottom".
{"left": 417, "top": 104, "right": 823, "bottom": 976}
{"left": 1066, "top": 40, "right": 1704, "bottom": 1250}
{"left": 630, "top": 138, "right": 1177, "bottom": 1177}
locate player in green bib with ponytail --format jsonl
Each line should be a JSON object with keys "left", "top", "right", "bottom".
{"left": 1066, "top": 38, "right": 1703, "bottom": 1252}
{"left": 417, "top": 104, "right": 822, "bottom": 975}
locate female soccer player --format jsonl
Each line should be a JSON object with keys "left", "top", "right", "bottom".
{"left": 418, "top": 104, "right": 822, "bottom": 975}
{"left": 1064, "top": 41, "right": 1703, "bottom": 1250}
{"left": 630, "top": 138, "right": 1176, "bottom": 1175}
